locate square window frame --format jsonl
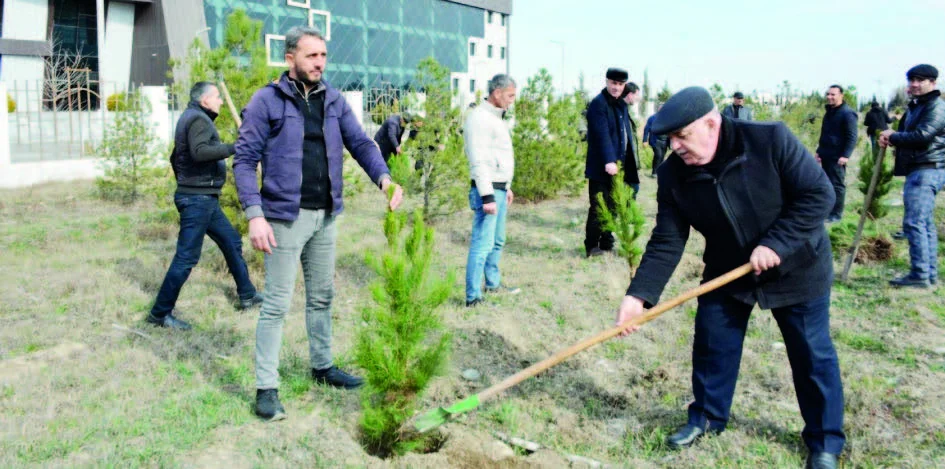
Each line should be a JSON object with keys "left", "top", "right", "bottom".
{"left": 265, "top": 34, "right": 288, "bottom": 67}
{"left": 287, "top": 0, "right": 310, "bottom": 8}
{"left": 309, "top": 9, "right": 332, "bottom": 41}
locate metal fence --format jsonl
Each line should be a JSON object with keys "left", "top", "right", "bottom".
{"left": 5, "top": 79, "right": 182, "bottom": 163}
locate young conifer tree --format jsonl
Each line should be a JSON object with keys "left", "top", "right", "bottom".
{"left": 596, "top": 169, "right": 646, "bottom": 281}
{"left": 857, "top": 134, "right": 893, "bottom": 220}
{"left": 355, "top": 206, "right": 453, "bottom": 457}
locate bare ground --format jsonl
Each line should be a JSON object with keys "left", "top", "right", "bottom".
{"left": 1, "top": 173, "right": 943, "bottom": 468}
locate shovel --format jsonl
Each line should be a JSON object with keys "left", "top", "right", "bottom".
{"left": 412, "top": 262, "right": 754, "bottom": 433}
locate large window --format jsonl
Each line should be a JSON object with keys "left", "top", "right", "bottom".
{"left": 469, "top": 79, "right": 475, "bottom": 93}
{"left": 205, "top": 0, "right": 487, "bottom": 90}
{"left": 469, "top": 42, "right": 476, "bottom": 56}
{"left": 487, "top": 45, "right": 492, "bottom": 58}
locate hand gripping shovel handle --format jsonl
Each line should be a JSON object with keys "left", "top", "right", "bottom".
{"left": 476, "top": 262, "right": 753, "bottom": 403}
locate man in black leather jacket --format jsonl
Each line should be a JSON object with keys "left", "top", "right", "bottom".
{"left": 147, "top": 82, "right": 262, "bottom": 330}
{"left": 880, "top": 64, "right": 945, "bottom": 288}
{"left": 616, "top": 87, "right": 844, "bottom": 469}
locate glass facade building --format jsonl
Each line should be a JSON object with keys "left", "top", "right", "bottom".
{"left": 203, "top": 0, "right": 500, "bottom": 91}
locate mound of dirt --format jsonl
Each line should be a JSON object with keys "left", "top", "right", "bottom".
{"left": 855, "top": 236, "right": 894, "bottom": 263}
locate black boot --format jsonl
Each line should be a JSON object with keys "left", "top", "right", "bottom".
{"left": 806, "top": 452, "right": 838, "bottom": 469}
{"left": 239, "top": 292, "right": 264, "bottom": 310}
{"left": 666, "top": 423, "right": 718, "bottom": 449}
{"left": 312, "top": 366, "right": 364, "bottom": 389}
{"left": 255, "top": 388, "right": 287, "bottom": 422}
{"left": 145, "top": 312, "right": 192, "bottom": 331}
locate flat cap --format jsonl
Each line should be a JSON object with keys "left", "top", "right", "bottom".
{"left": 906, "top": 64, "right": 938, "bottom": 81}
{"left": 732, "top": 91, "right": 744, "bottom": 99}
{"left": 605, "top": 68, "right": 628, "bottom": 83}
{"left": 650, "top": 86, "right": 715, "bottom": 135}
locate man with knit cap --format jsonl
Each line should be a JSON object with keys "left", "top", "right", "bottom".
{"left": 464, "top": 74, "right": 519, "bottom": 307}
{"left": 879, "top": 64, "right": 945, "bottom": 288}
{"left": 584, "top": 67, "right": 631, "bottom": 257}
{"left": 614, "top": 87, "right": 844, "bottom": 469}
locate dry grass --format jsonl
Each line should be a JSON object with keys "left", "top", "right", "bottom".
{"left": 1, "top": 168, "right": 943, "bottom": 468}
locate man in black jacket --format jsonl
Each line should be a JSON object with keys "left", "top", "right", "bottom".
{"left": 147, "top": 82, "right": 262, "bottom": 330}
{"left": 864, "top": 101, "right": 893, "bottom": 158}
{"left": 373, "top": 113, "right": 411, "bottom": 162}
{"left": 815, "top": 85, "right": 858, "bottom": 222}
{"left": 584, "top": 67, "right": 630, "bottom": 257}
{"left": 615, "top": 87, "right": 844, "bottom": 469}
{"left": 879, "top": 64, "right": 945, "bottom": 288}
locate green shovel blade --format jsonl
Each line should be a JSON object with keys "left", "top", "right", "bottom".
{"left": 413, "top": 394, "right": 481, "bottom": 433}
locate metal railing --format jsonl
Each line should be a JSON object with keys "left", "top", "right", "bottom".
{"left": 5, "top": 78, "right": 181, "bottom": 163}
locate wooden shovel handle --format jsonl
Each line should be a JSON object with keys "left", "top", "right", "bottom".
{"left": 477, "top": 262, "right": 754, "bottom": 403}
{"left": 219, "top": 79, "right": 242, "bottom": 128}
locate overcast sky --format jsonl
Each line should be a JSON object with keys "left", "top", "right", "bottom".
{"left": 509, "top": 0, "right": 945, "bottom": 102}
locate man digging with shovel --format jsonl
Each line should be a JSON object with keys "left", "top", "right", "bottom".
{"left": 615, "top": 87, "right": 845, "bottom": 469}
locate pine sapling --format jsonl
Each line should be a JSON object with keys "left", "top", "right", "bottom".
{"left": 356, "top": 208, "right": 454, "bottom": 457}
{"left": 596, "top": 169, "right": 646, "bottom": 281}
{"left": 856, "top": 132, "right": 893, "bottom": 220}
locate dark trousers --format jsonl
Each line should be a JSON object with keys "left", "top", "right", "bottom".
{"left": 651, "top": 142, "right": 667, "bottom": 175}
{"left": 688, "top": 292, "right": 845, "bottom": 454}
{"left": 151, "top": 193, "right": 256, "bottom": 317}
{"left": 584, "top": 177, "right": 638, "bottom": 254}
{"left": 821, "top": 157, "right": 846, "bottom": 218}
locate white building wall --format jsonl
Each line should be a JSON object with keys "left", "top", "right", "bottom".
{"left": 453, "top": 9, "right": 509, "bottom": 107}
{"left": 0, "top": 0, "right": 49, "bottom": 112}
{"left": 100, "top": 1, "right": 136, "bottom": 95}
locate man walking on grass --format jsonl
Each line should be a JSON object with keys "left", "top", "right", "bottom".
{"left": 879, "top": 64, "right": 945, "bottom": 289}
{"left": 146, "top": 82, "right": 263, "bottom": 331}
{"left": 464, "top": 74, "right": 519, "bottom": 307}
{"left": 815, "top": 85, "right": 858, "bottom": 223}
{"left": 234, "top": 26, "right": 404, "bottom": 422}
{"left": 615, "top": 87, "right": 844, "bottom": 469}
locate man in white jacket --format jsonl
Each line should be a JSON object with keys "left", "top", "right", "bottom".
{"left": 464, "top": 74, "right": 518, "bottom": 307}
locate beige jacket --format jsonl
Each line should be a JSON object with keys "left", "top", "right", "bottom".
{"left": 463, "top": 100, "right": 515, "bottom": 199}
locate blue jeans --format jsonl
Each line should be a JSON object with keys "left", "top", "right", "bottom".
{"left": 465, "top": 188, "right": 508, "bottom": 302}
{"left": 689, "top": 292, "right": 845, "bottom": 454}
{"left": 903, "top": 168, "right": 945, "bottom": 280}
{"left": 151, "top": 194, "right": 256, "bottom": 317}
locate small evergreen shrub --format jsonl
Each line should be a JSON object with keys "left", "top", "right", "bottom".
{"left": 356, "top": 209, "right": 453, "bottom": 457}
{"left": 596, "top": 169, "right": 646, "bottom": 281}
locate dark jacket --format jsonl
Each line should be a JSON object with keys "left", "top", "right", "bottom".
{"left": 643, "top": 114, "right": 668, "bottom": 147}
{"left": 627, "top": 117, "right": 835, "bottom": 310}
{"left": 171, "top": 102, "right": 235, "bottom": 195}
{"left": 234, "top": 72, "right": 390, "bottom": 221}
{"left": 721, "top": 104, "right": 754, "bottom": 121}
{"left": 890, "top": 90, "right": 945, "bottom": 175}
{"left": 374, "top": 115, "right": 405, "bottom": 159}
{"left": 585, "top": 90, "right": 629, "bottom": 180}
{"left": 624, "top": 113, "right": 640, "bottom": 184}
{"left": 863, "top": 106, "right": 893, "bottom": 136}
{"left": 816, "top": 103, "right": 858, "bottom": 158}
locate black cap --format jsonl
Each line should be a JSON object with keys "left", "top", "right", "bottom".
{"left": 732, "top": 91, "right": 744, "bottom": 99}
{"left": 906, "top": 64, "right": 938, "bottom": 81}
{"left": 605, "top": 68, "right": 628, "bottom": 83}
{"left": 650, "top": 86, "right": 715, "bottom": 135}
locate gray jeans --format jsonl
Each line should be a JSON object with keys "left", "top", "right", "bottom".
{"left": 255, "top": 209, "right": 337, "bottom": 390}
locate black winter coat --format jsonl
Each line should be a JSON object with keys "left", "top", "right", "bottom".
{"left": 891, "top": 90, "right": 945, "bottom": 175}
{"left": 863, "top": 107, "right": 892, "bottom": 135}
{"left": 171, "top": 102, "right": 235, "bottom": 195}
{"left": 816, "top": 103, "right": 858, "bottom": 159}
{"left": 627, "top": 117, "right": 835, "bottom": 310}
